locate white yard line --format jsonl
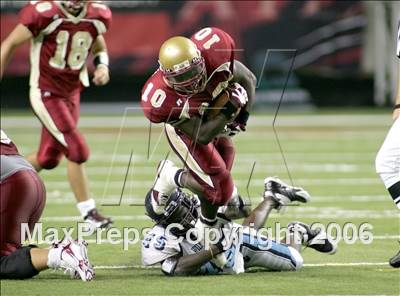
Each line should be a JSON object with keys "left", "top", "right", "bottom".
{"left": 93, "top": 262, "right": 391, "bottom": 270}
{"left": 42, "top": 178, "right": 383, "bottom": 191}
{"left": 2, "top": 114, "right": 392, "bottom": 128}
{"left": 44, "top": 194, "right": 391, "bottom": 204}
{"left": 81, "top": 236, "right": 398, "bottom": 243}
{"left": 39, "top": 210, "right": 399, "bottom": 221}
{"left": 40, "top": 163, "right": 364, "bottom": 175}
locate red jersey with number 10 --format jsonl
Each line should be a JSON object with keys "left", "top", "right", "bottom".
{"left": 19, "top": 1, "right": 112, "bottom": 97}
{"left": 141, "top": 27, "right": 235, "bottom": 125}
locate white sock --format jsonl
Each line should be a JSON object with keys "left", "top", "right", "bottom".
{"left": 47, "top": 246, "right": 62, "bottom": 269}
{"left": 153, "top": 167, "right": 180, "bottom": 195}
{"left": 77, "top": 198, "right": 96, "bottom": 218}
{"left": 199, "top": 214, "right": 217, "bottom": 226}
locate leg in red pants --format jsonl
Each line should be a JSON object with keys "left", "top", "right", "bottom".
{"left": 0, "top": 170, "right": 46, "bottom": 257}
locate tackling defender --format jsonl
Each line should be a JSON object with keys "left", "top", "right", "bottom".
{"left": 375, "top": 21, "right": 400, "bottom": 268}
{"left": 141, "top": 178, "right": 337, "bottom": 276}
{"left": 0, "top": 0, "right": 112, "bottom": 228}
{"left": 141, "top": 27, "right": 256, "bottom": 232}
{"left": 0, "top": 130, "right": 93, "bottom": 281}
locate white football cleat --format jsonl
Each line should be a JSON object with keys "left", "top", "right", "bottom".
{"left": 264, "top": 177, "right": 310, "bottom": 210}
{"left": 153, "top": 160, "right": 181, "bottom": 200}
{"left": 51, "top": 239, "right": 94, "bottom": 281}
{"left": 84, "top": 209, "right": 112, "bottom": 229}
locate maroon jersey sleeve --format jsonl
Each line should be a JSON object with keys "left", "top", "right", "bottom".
{"left": 86, "top": 2, "right": 112, "bottom": 34}
{"left": 18, "top": 1, "right": 58, "bottom": 37}
{"left": 191, "top": 27, "right": 236, "bottom": 99}
{"left": 141, "top": 71, "right": 187, "bottom": 124}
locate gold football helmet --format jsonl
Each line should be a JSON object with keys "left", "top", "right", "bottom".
{"left": 158, "top": 36, "right": 206, "bottom": 94}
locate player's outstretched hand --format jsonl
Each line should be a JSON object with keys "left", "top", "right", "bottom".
{"left": 93, "top": 65, "right": 110, "bottom": 86}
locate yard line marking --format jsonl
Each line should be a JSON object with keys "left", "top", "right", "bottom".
{"left": 44, "top": 194, "right": 391, "bottom": 204}
{"left": 40, "top": 163, "right": 363, "bottom": 175}
{"left": 43, "top": 178, "right": 383, "bottom": 190}
{"left": 93, "top": 262, "right": 390, "bottom": 270}
{"left": 2, "top": 114, "right": 393, "bottom": 128}
{"left": 29, "top": 235, "right": 398, "bottom": 246}
{"left": 39, "top": 211, "right": 399, "bottom": 222}
{"left": 303, "top": 262, "right": 389, "bottom": 267}
{"left": 79, "top": 236, "right": 397, "bottom": 244}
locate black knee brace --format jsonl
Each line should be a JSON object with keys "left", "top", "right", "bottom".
{"left": 0, "top": 246, "right": 39, "bottom": 279}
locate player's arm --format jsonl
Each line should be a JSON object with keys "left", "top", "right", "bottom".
{"left": 163, "top": 244, "right": 222, "bottom": 276}
{"left": 91, "top": 35, "right": 110, "bottom": 86}
{"left": 232, "top": 60, "right": 257, "bottom": 112}
{"left": 0, "top": 24, "right": 32, "bottom": 79}
{"left": 174, "top": 86, "right": 247, "bottom": 145}
{"left": 174, "top": 113, "right": 231, "bottom": 145}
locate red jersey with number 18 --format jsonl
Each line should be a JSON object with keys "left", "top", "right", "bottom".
{"left": 141, "top": 27, "right": 235, "bottom": 125}
{"left": 19, "top": 1, "right": 112, "bottom": 97}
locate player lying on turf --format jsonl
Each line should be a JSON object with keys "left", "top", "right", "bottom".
{"left": 142, "top": 177, "right": 337, "bottom": 275}
{"left": 0, "top": 0, "right": 112, "bottom": 228}
{"left": 140, "top": 27, "right": 256, "bottom": 238}
{"left": 0, "top": 130, "right": 93, "bottom": 281}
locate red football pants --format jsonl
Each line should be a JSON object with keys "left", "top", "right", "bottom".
{"left": 0, "top": 170, "right": 46, "bottom": 256}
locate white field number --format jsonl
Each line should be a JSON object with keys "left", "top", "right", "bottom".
{"left": 49, "top": 31, "right": 93, "bottom": 70}
{"left": 194, "top": 27, "right": 221, "bottom": 50}
{"left": 142, "top": 83, "right": 166, "bottom": 108}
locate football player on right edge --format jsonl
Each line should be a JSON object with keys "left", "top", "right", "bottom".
{"left": 375, "top": 21, "right": 400, "bottom": 268}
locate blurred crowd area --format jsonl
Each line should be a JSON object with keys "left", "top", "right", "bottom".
{"left": 1, "top": 1, "right": 399, "bottom": 107}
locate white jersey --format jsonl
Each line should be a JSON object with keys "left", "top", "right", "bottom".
{"left": 141, "top": 221, "right": 244, "bottom": 275}
{"left": 141, "top": 219, "right": 303, "bottom": 275}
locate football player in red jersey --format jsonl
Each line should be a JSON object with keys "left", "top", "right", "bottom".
{"left": 0, "top": 1, "right": 112, "bottom": 228}
{"left": 0, "top": 130, "right": 94, "bottom": 281}
{"left": 141, "top": 27, "right": 257, "bottom": 239}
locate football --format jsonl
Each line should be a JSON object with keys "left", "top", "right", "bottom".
{"left": 206, "top": 90, "right": 241, "bottom": 121}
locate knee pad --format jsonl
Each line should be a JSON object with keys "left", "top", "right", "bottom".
{"left": 64, "top": 130, "right": 90, "bottom": 164}
{"left": 0, "top": 246, "right": 39, "bottom": 279}
{"left": 38, "top": 148, "right": 62, "bottom": 169}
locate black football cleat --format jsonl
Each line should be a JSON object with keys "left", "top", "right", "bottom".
{"left": 223, "top": 194, "right": 252, "bottom": 219}
{"left": 264, "top": 177, "right": 310, "bottom": 210}
{"left": 84, "top": 209, "right": 113, "bottom": 229}
{"left": 288, "top": 221, "right": 337, "bottom": 254}
{"left": 389, "top": 250, "right": 400, "bottom": 268}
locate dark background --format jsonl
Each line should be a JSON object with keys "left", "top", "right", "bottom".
{"left": 1, "top": 1, "right": 373, "bottom": 109}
